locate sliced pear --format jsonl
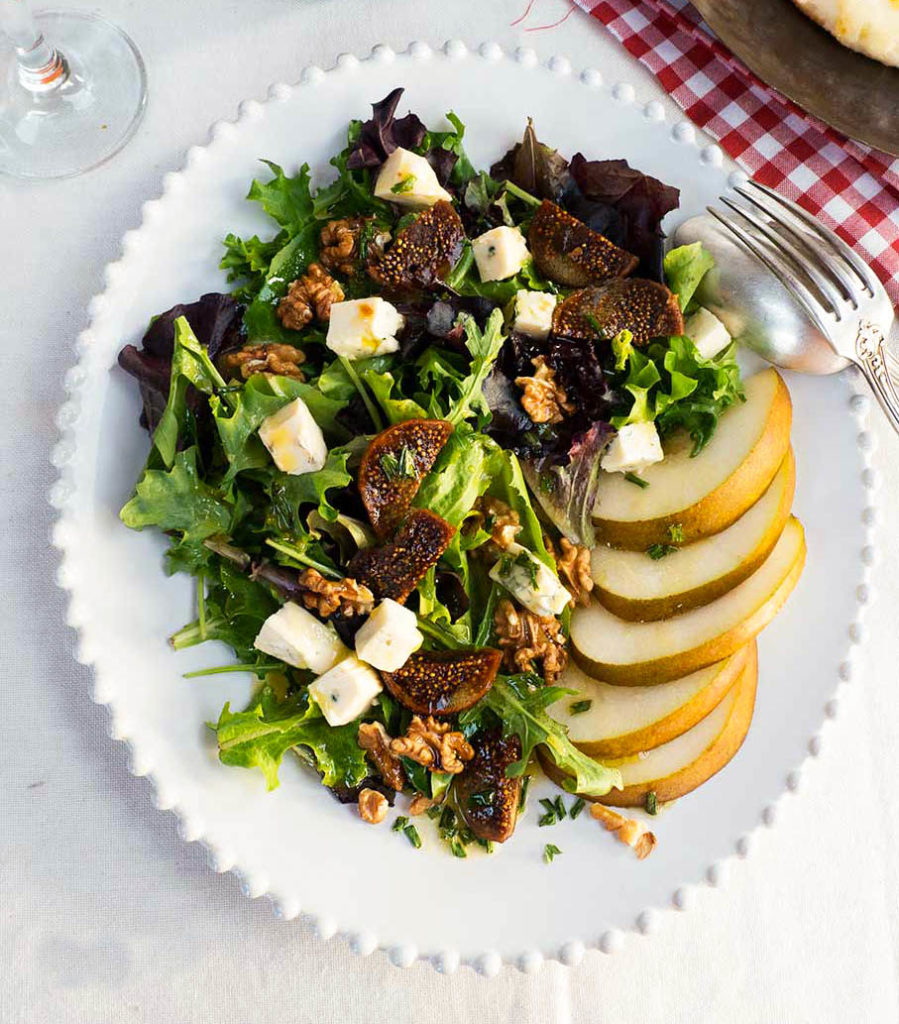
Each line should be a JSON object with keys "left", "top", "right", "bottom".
{"left": 541, "top": 643, "right": 757, "bottom": 806}
{"left": 592, "top": 369, "right": 792, "bottom": 549}
{"left": 591, "top": 450, "right": 795, "bottom": 621}
{"left": 572, "top": 517, "right": 805, "bottom": 685}
{"left": 549, "top": 645, "right": 750, "bottom": 758}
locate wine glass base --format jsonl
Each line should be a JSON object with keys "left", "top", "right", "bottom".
{"left": 0, "top": 9, "right": 147, "bottom": 180}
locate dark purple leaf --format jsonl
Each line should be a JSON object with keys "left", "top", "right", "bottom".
{"left": 568, "top": 154, "right": 680, "bottom": 281}
{"left": 490, "top": 120, "right": 572, "bottom": 201}
{"left": 117, "top": 292, "right": 244, "bottom": 433}
{"left": 346, "top": 89, "right": 427, "bottom": 170}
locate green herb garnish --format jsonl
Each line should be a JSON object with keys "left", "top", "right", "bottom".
{"left": 668, "top": 523, "right": 685, "bottom": 543}
{"left": 519, "top": 774, "right": 531, "bottom": 813}
{"left": 403, "top": 824, "right": 422, "bottom": 849}
{"left": 543, "top": 843, "right": 562, "bottom": 864}
{"left": 392, "top": 816, "right": 409, "bottom": 832}
{"left": 569, "top": 699, "right": 592, "bottom": 715}
{"left": 467, "top": 789, "right": 495, "bottom": 809}
{"left": 644, "top": 791, "right": 658, "bottom": 816}
{"left": 569, "top": 797, "right": 586, "bottom": 820}
{"left": 390, "top": 174, "right": 416, "bottom": 195}
{"left": 647, "top": 543, "right": 678, "bottom": 560}
{"left": 624, "top": 472, "right": 650, "bottom": 489}
{"left": 380, "top": 446, "right": 416, "bottom": 480}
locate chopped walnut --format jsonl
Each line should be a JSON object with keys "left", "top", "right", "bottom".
{"left": 545, "top": 535, "right": 594, "bottom": 606}
{"left": 408, "top": 794, "right": 434, "bottom": 816}
{"left": 358, "top": 787, "right": 388, "bottom": 824}
{"left": 515, "top": 356, "right": 576, "bottom": 425}
{"left": 590, "top": 803, "right": 657, "bottom": 860}
{"left": 276, "top": 263, "right": 344, "bottom": 330}
{"left": 357, "top": 722, "right": 406, "bottom": 791}
{"left": 296, "top": 569, "right": 374, "bottom": 618}
{"left": 221, "top": 342, "right": 306, "bottom": 381}
{"left": 389, "top": 716, "right": 474, "bottom": 775}
{"left": 494, "top": 598, "right": 568, "bottom": 684}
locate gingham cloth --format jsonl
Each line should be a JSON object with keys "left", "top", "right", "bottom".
{"left": 573, "top": 0, "right": 899, "bottom": 309}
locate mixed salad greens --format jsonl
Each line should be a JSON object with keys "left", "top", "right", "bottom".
{"left": 118, "top": 89, "right": 743, "bottom": 851}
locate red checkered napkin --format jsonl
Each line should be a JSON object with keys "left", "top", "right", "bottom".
{"left": 573, "top": 0, "right": 899, "bottom": 309}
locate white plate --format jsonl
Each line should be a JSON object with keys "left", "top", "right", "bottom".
{"left": 51, "top": 41, "right": 875, "bottom": 975}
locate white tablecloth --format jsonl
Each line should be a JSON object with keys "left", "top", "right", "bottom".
{"left": 3, "top": 2, "right": 898, "bottom": 1020}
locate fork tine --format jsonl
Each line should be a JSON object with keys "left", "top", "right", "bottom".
{"left": 745, "top": 180, "right": 879, "bottom": 295}
{"left": 708, "top": 206, "right": 833, "bottom": 336}
{"left": 732, "top": 186, "right": 859, "bottom": 308}
{"left": 720, "top": 195, "right": 847, "bottom": 318}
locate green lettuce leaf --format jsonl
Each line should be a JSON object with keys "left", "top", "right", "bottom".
{"left": 212, "top": 373, "right": 348, "bottom": 479}
{"left": 446, "top": 309, "right": 507, "bottom": 426}
{"left": 120, "top": 448, "right": 233, "bottom": 542}
{"left": 268, "top": 447, "right": 353, "bottom": 530}
{"left": 663, "top": 242, "right": 714, "bottom": 312}
{"left": 414, "top": 429, "right": 499, "bottom": 527}
{"left": 462, "top": 676, "right": 622, "bottom": 797}
{"left": 215, "top": 686, "right": 369, "bottom": 791}
{"left": 246, "top": 161, "right": 314, "bottom": 234}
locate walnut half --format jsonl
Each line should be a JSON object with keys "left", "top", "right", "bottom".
{"left": 494, "top": 598, "right": 568, "bottom": 684}
{"left": 221, "top": 343, "right": 306, "bottom": 381}
{"left": 545, "top": 535, "right": 594, "bottom": 606}
{"left": 389, "top": 716, "right": 474, "bottom": 775}
{"left": 590, "top": 803, "right": 657, "bottom": 860}
{"left": 276, "top": 263, "right": 344, "bottom": 330}
{"left": 515, "top": 356, "right": 575, "bottom": 425}
{"left": 296, "top": 569, "right": 374, "bottom": 618}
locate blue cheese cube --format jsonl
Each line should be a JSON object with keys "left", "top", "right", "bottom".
{"left": 258, "top": 397, "right": 327, "bottom": 476}
{"left": 685, "top": 307, "right": 731, "bottom": 361}
{"left": 373, "top": 147, "right": 452, "bottom": 209}
{"left": 601, "top": 421, "right": 664, "bottom": 475}
{"left": 326, "top": 297, "right": 405, "bottom": 360}
{"left": 513, "top": 290, "right": 556, "bottom": 340}
{"left": 253, "top": 602, "right": 348, "bottom": 673}
{"left": 354, "top": 598, "right": 423, "bottom": 672}
{"left": 309, "top": 655, "right": 383, "bottom": 727}
{"left": 489, "top": 543, "right": 571, "bottom": 618}
{"left": 472, "top": 226, "right": 530, "bottom": 282}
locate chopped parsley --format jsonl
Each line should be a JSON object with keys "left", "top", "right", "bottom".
{"left": 380, "top": 446, "right": 416, "bottom": 480}
{"left": 569, "top": 797, "right": 586, "bottom": 820}
{"left": 624, "top": 472, "right": 650, "bottom": 489}
{"left": 467, "top": 788, "right": 495, "bottom": 808}
{"left": 498, "top": 550, "right": 540, "bottom": 589}
{"left": 390, "top": 174, "right": 416, "bottom": 194}
{"left": 646, "top": 543, "right": 678, "bottom": 560}
{"left": 668, "top": 523, "right": 685, "bottom": 543}
{"left": 569, "top": 699, "right": 592, "bottom": 715}
{"left": 392, "top": 815, "right": 409, "bottom": 832}
{"left": 644, "top": 791, "right": 658, "bottom": 816}
{"left": 543, "top": 843, "right": 562, "bottom": 864}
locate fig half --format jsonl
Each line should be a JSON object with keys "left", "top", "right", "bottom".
{"left": 347, "top": 508, "right": 455, "bottom": 604}
{"left": 528, "top": 200, "right": 638, "bottom": 287}
{"left": 369, "top": 200, "right": 465, "bottom": 291}
{"left": 553, "top": 278, "right": 684, "bottom": 345}
{"left": 381, "top": 647, "right": 502, "bottom": 716}
{"left": 456, "top": 729, "right": 523, "bottom": 843}
{"left": 359, "top": 419, "right": 453, "bottom": 539}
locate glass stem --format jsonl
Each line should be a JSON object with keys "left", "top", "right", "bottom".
{"left": 4, "top": 0, "right": 69, "bottom": 93}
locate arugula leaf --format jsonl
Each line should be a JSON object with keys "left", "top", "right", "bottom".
{"left": 121, "top": 448, "right": 233, "bottom": 543}
{"left": 446, "top": 309, "right": 507, "bottom": 426}
{"left": 220, "top": 231, "right": 287, "bottom": 300}
{"left": 242, "top": 226, "right": 321, "bottom": 344}
{"left": 215, "top": 686, "right": 369, "bottom": 791}
{"left": 446, "top": 247, "right": 552, "bottom": 305}
{"left": 464, "top": 676, "right": 621, "bottom": 797}
{"left": 361, "top": 368, "right": 430, "bottom": 424}
{"left": 663, "top": 242, "right": 714, "bottom": 312}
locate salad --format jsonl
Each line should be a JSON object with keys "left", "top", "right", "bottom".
{"left": 118, "top": 89, "right": 743, "bottom": 855}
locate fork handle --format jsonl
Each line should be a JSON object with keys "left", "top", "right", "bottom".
{"left": 854, "top": 320, "right": 899, "bottom": 437}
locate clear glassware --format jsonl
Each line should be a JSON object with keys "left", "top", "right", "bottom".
{"left": 0, "top": 1, "right": 147, "bottom": 179}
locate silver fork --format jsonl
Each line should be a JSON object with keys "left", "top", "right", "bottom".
{"left": 706, "top": 180, "right": 899, "bottom": 435}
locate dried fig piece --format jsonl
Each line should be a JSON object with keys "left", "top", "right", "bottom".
{"left": 381, "top": 648, "right": 502, "bottom": 716}
{"left": 347, "top": 509, "right": 455, "bottom": 604}
{"left": 359, "top": 419, "right": 453, "bottom": 538}
{"left": 456, "top": 729, "right": 523, "bottom": 843}
{"left": 553, "top": 278, "right": 684, "bottom": 345}
{"left": 369, "top": 200, "right": 466, "bottom": 292}
{"left": 528, "top": 200, "right": 638, "bottom": 287}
